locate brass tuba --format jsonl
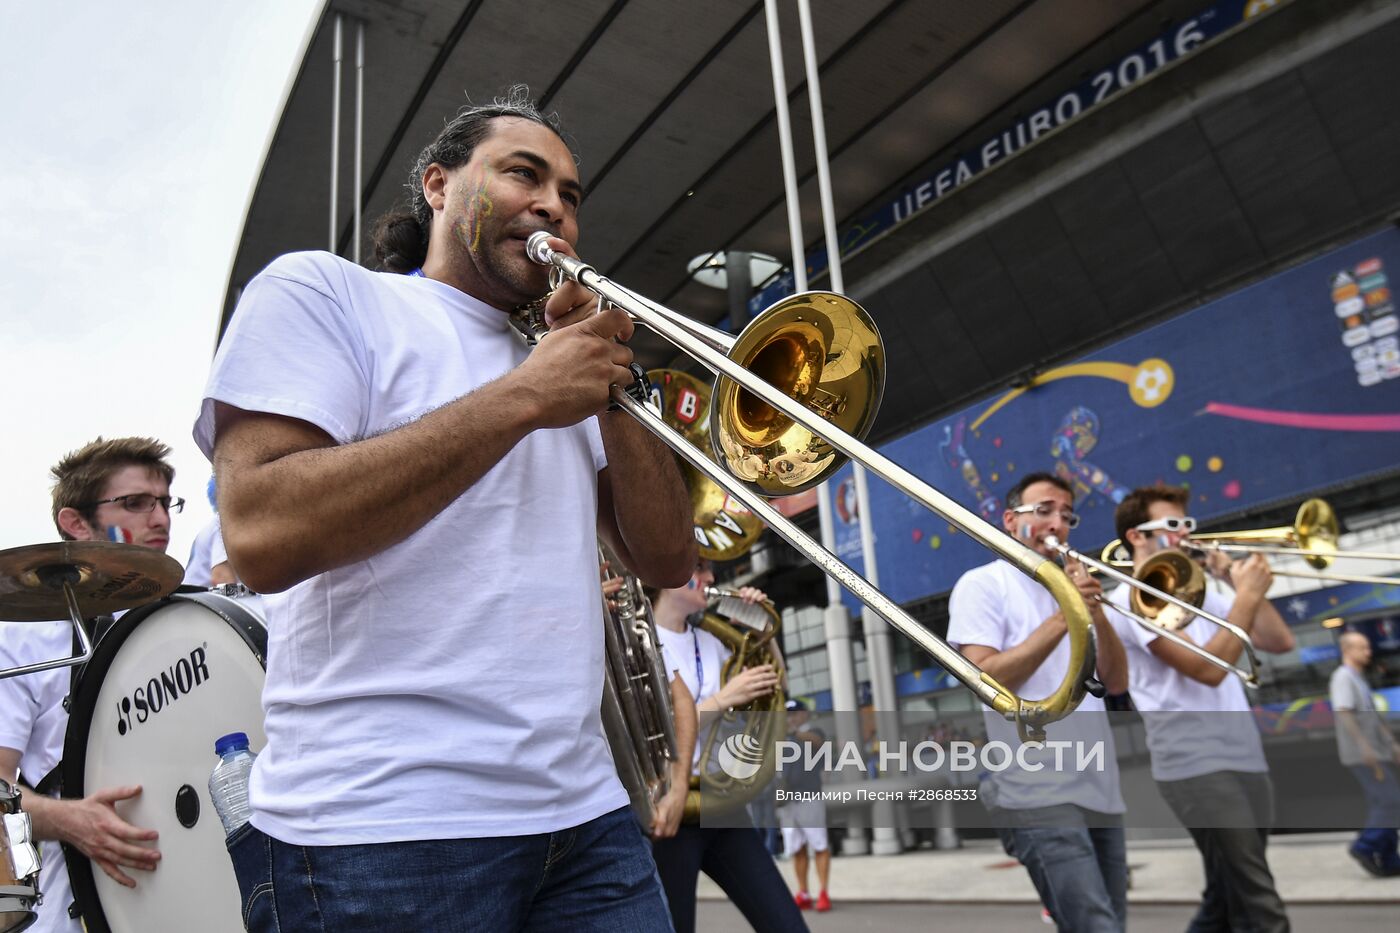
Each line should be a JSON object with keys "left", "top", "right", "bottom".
{"left": 646, "top": 367, "right": 787, "bottom": 821}
{"left": 684, "top": 586, "right": 787, "bottom": 822}
{"left": 597, "top": 546, "right": 680, "bottom": 829}
{"left": 648, "top": 369, "right": 765, "bottom": 560}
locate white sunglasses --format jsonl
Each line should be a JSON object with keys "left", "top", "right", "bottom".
{"left": 1134, "top": 516, "right": 1197, "bottom": 533}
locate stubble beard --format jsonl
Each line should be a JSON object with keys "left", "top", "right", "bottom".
{"left": 463, "top": 225, "right": 550, "bottom": 309}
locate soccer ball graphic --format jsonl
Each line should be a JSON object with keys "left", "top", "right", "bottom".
{"left": 717, "top": 733, "right": 766, "bottom": 780}
{"left": 1130, "top": 359, "right": 1174, "bottom": 407}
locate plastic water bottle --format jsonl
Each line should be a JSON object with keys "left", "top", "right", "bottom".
{"left": 209, "top": 732, "right": 257, "bottom": 835}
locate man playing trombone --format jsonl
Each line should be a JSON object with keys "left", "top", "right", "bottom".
{"left": 1106, "top": 484, "right": 1295, "bottom": 932}
{"left": 949, "top": 472, "right": 1129, "bottom": 933}
{"left": 197, "top": 87, "right": 693, "bottom": 931}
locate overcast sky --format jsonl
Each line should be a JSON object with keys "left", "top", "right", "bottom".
{"left": 0, "top": 0, "right": 323, "bottom": 564}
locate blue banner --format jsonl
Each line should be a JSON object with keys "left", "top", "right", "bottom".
{"left": 1274, "top": 579, "right": 1400, "bottom": 627}
{"left": 834, "top": 227, "right": 1400, "bottom": 612}
{"left": 750, "top": 0, "right": 1281, "bottom": 317}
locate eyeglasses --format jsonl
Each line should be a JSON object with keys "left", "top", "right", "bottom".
{"left": 87, "top": 493, "right": 186, "bottom": 515}
{"left": 1134, "top": 516, "right": 1197, "bottom": 534}
{"left": 1010, "top": 502, "right": 1081, "bottom": 529}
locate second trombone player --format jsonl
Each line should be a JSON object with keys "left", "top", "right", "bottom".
{"left": 1106, "top": 483, "right": 1296, "bottom": 933}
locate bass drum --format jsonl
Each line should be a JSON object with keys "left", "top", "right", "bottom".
{"left": 61, "top": 589, "right": 266, "bottom": 933}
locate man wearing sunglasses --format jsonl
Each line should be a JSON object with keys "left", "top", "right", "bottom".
{"left": 0, "top": 437, "right": 180, "bottom": 933}
{"left": 1107, "top": 484, "right": 1294, "bottom": 932}
{"left": 949, "top": 472, "right": 1130, "bottom": 932}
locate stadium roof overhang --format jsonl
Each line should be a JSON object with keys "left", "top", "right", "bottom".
{"left": 224, "top": 0, "right": 1400, "bottom": 443}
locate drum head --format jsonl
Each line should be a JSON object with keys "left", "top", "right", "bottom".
{"left": 61, "top": 592, "right": 266, "bottom": 933}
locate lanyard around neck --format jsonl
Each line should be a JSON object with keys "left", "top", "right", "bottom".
{"left": 691, "top": 626, "right": 704, "bottom": 696}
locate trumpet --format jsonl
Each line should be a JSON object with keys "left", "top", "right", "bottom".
{"left": 524, "top": 232, "right": 1099, "bottom": 741}
{"left": 1049, "top": 538, "right": 1257, "bottom": 685}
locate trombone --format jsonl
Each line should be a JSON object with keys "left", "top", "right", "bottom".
{"left": 1100, "top": 498, "right": 1400, "bottom": 587}
{"left": 1045, "top": 537, "right": 1257, "bottom": 685}
{"left": 525, "top": 232, "right": 1100, "bottom": 741}
{"left": 1186, "top": 499, "right": 1399, "bottom": 587}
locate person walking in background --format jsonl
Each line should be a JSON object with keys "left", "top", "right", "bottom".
{"left": 1331, "top": 631, "right": 1400, "bottom": 877}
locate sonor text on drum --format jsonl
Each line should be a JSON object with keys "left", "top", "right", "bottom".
{"left": 114, "top": 644, "right": 212, "bottom": 735}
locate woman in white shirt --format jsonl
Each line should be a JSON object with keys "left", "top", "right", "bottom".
{"left": 648, "top": 561, "right": 809, "bottom": 933}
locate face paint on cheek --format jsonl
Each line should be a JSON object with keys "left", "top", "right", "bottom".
{"left": 106, "top": 526, "right": 133, "bottom": 544}
{"left": 1157, "top": 534, "right": 1171, "bottom": 550}
{"left": 452, "top": 169, "right": 495, "bottom": 254}
{"left": 1019, "top": 523, "right": 1033, "bottom": 541}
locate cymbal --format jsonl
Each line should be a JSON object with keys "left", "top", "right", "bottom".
{"left": 0, "top": 541, "right": 184, "bottom": 622}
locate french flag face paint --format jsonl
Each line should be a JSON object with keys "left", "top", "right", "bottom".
{"left": 106, "top": 526, "right": 134, "bottom": 544}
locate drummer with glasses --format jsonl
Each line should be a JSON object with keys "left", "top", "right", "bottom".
{"left": 0, "top": 437, "right": 179, "bottom": 933}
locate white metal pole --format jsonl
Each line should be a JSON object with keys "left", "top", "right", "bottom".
{"left": 354, "top": 20, "right": 365, "bottom": 264}
{"left": 796, "top": 0, "right": 842, "bottom": 293}
{"left": 329, "top": 14, "right": 343, "bottom": 254}
{"left": 762, "top": 0, "right": 807, "bottom": 292}
{"left": 798, "top": 0, "right": 899, "bottom": 854}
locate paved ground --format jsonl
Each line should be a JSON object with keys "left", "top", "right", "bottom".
{"left": 696, "top": 831, "right": 1400, "bottom": 906}
{"left": 697, "top": 901, "right": 1398, "bottom": 932}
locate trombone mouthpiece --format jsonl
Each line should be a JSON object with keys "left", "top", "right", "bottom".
{"left": 525, "top": 231, "right": 554, "bottom": 265}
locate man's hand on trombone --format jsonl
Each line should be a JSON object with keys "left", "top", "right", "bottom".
{"left": 516, "top": 238, "right": 637, "bottom": 428}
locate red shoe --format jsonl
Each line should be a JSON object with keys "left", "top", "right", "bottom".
{"left": 794, "top": 890, "right": 813, "bottom": 910}
{"left": 816, "top": 890, "right": 831, "bottom": 912}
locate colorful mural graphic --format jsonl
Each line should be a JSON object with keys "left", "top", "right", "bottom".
{"left": 829, "top": 228, "right": 1400, "bottom": 611}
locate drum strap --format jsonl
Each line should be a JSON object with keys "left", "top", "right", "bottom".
{"left": 26, "top": 764, "right": 62, "bottom": 798}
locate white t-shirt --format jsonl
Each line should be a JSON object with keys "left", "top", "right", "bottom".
{"left": 947, "top": 560, "right": 1124, "bottom": 814}
{"left": 184, "top": 516, "right": 222, "bottom": 587}
{"left": 659, "top": 640, "right": 681, "bottom": 683}
{"left": 656, "top": 622, "right": 731, "bottom": 772}
{"left": 1105, "top": 583, "right": 1267, "bottom": 781}
{"left": 194, "top": 251, "right": 626, "bottom": 843}
{"left": 0, "top": 621, "right": 80, "bottom": 933}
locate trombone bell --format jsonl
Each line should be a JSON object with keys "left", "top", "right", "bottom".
{"left": 1189, "top": 498, "right": 1340, "bottom": 570}
{"left": 1294, "top": 498, "right": 1339, "bottom": 569}
{"left": 712, "top": 292, "right": 885, "bottom": 496}
{"left": 1131, "top": 550, "right": 1206, "bottom": 631}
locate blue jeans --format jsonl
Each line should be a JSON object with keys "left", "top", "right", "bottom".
{"left": 1349, "top": 763, "right": 1400, "bottom": 861}
{"left": 651, "top": 824, "right": 808, "bottom": 933}
{"left": 225, "top": 806, "right": 672, "bottom": 932}
{"left": 748, "top": 790, "right": 782, "bottom": 855}
{"left": 993, "top": 805, "right": 1126, "bottom": 933}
